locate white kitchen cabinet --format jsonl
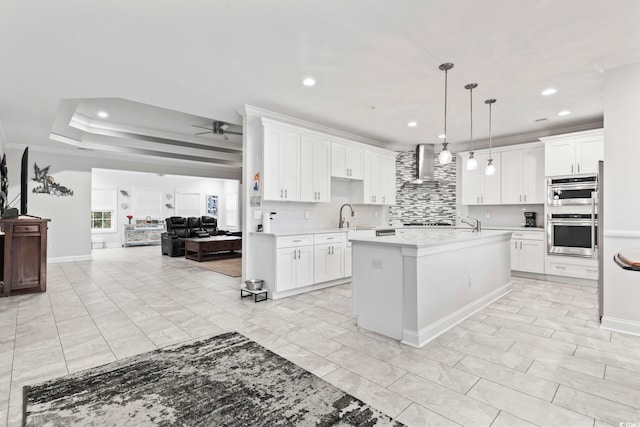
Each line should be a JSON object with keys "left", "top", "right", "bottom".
{"left": 300, "top": 133, "right": 331, "bottom": 202}
{"left": 461, "top": 151, "right": 501, "bottom": 205}
{"left": 546, "top": 255, "right": 598, "bottom": 281}
{"left": 344, "top": 245, "right": 352, "bottom": 278}
{"left": 542, "top": 129, "right": 603, "bottom": 176}
{"left": 380, "top": 153, "right": 397, "bottom": 205}
{"left": 501, "top": 146, "right": 545, "bottom": 204}
{"left": 263, "top": 124, "right": 301, "bottom": 201}
{"left": 314, "top": 233, "right": 346, "bottom": 283}
{"left": 276, "top": 235, "right": 314, "bottom": 291}
{"left": 331, "top": 141, "right": 364, "bottom": 179}
{"left": 510, "top": 231, "right": 544, "bottom": 274}
{"left": 353, "top": 149, "right": 396, "bottom": 205}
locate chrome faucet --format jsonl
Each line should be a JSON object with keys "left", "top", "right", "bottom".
{"left": 338, "top": 203, "right": 355, "bottom": 229}
{"left": 461, "top": 216, "right": 481, "bottom": 232}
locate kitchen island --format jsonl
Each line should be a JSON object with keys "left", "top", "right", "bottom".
{"left": 350, "top": 228, "right": 512, "bottom": 348}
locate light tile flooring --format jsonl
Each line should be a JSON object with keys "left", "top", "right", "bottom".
{"left": 2, "top": 246, "right": 640, "bottom": 426}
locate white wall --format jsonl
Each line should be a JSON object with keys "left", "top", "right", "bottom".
{"left": 91, "top": 169, "right": 239, "bottom": 248}
{"left": 601, "top": 60, "right": 640, "bottom": 335}
{"left": 4, "top": 145, "right": 242, "bottom": 261}
{"left": 466, "top": 204, "right": 544, "bottom": 228}
{"left": 6, "top": 148, "right": 92, "bottom": 261}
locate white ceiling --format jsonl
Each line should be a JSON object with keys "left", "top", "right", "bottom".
{"left": 1, "top": 1, "right": 639, "bottom": 166}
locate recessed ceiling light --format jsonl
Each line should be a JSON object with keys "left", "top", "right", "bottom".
{"left": 408, "top": 121, "right": 417, "bottom": 127}
{"left": 302, "top": 77, "right": 316, "bottom": 87}
{"left": 558, "top": 110, "right": 571, "bottom": 116}
{"left": 438, "top": 134, "right": 446, "bottom": 139}
{"left": 97, "top": 111, "right": 109, "bottom": 119}
{"left": 541, "top": 88, "right": 557, "bottom": 96}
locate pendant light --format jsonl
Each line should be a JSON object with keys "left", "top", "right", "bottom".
{"left": 485, "top": 98, "right": 497, "bottom": 175}
{"left": 465, "top": 83, "right": 478, "bottom": 171}
{"left": 438, "top": 63, "right": 454, "bottom": 165}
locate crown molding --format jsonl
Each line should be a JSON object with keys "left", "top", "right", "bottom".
{"left": 593, "top": 47, "right": 640, "bottom": 73}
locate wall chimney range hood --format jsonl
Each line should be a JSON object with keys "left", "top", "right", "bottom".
{"left": 413, "top": 144, "right": 435, "bottom": 183}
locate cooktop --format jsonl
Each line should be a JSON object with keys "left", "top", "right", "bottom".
{"left": 403, "top": 221, "right": 452, "bottom": 226}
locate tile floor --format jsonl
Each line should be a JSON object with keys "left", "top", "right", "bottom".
{"left": 2, "top": 246, "right": 640, "bottom": 426}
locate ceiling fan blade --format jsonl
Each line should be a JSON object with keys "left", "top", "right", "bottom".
{"left": 224, "top": 130, "right": 243, "bottom": 135}
{"left": 192, "top": 124, "right": 213, "bottom": 131}
{"left": 194, "top": 131, "right": 212, "bottom": 135}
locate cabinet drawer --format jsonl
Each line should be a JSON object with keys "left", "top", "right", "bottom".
{"left": 277, "top": 235, "right": 314, "bottom": 248}
{"left": 314, "top": 232, "right": 346, "bottom": 245}
{"left": 14, "top": 224, "right": 40, "bottom": 234}
{"left": 511, "top": 231, "right": 543, "bottom": 241}
{"left": 547, "top": 259, "right": 598, "bottom": 280}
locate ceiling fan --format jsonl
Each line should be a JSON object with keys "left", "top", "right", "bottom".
{"left": 192, "top": 121, "right": 242, "bottom": 140}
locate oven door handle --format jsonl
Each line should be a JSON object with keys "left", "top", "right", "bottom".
{"left": 549, "top": 182, "right": 597, "bottom": 191}
{"left": 547, "top": 219, "right": 593, "bottom": 226}
{"left": 591, "top": 194, "right": 597, "bottom": 259}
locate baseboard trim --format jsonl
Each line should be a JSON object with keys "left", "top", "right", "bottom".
{"left": 544, "top": 274, "right": 597, "bottom": 287}
{"left": 601, "top": 316, "right": 640, "bottom": 337}
{"left": 511, "top": 271, "right": 546, "bottom": 280}
{"left": 270, "top": 278, "right": 350, "bottom": 300}
{"left": 401, "top": 282, "right": 513, "bottom": 348}
{"left": 48, "top": 254, "right": 93, "bottom": 263}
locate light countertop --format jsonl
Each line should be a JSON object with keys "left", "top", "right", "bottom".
{"left": 250, "top": 225, "right": 543, "bottom": 237}
{"left": 349, "top": 228, "right": 512, "bottom": 249}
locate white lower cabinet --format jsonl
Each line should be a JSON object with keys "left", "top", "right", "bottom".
{"left": 276, "top": 235, "right": 314, "bottom": 291}
{"left": 313, "top": 232, "right": 346, "bottom": 283}
{"left": 344, "top": 245, "right": 352, "bottom": 278}
{"left": 546, "top": 255, "right": 598, "bottom": 281}
{"left": 510, "top": 231, "right": 544, "bottom": 273}
{"left": 253, "top": 232, "right": 350, "bottom": 299}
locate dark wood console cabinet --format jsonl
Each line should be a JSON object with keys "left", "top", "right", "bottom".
{"left": 0, "top": 216, "right": 50, "bottom": 297}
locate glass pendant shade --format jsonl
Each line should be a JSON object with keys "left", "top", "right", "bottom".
{"left": 465, "top": 83, "right": 478, "bottom": 171}
{"left": 438, "top": 63, "right": 454, "bottom": 165}
{"left": 439, "top": 143, "right": 452, "bottom": 165}
{"left": 484, "top": 98, "right": 497, "bottom": 176}
{"left": 466, "top": 152, "right": 478, "bottom": 170}
{"left": 485, "top": 158, "right": 496, "bottom": 175}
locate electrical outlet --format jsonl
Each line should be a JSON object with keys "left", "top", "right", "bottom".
{"left": 485, "top": 210, "right": 491, "bottom": 218}
{"left": 304, "top": 211, "right": 310, "bottom": 220}
{"left": 372, "top": 259, "right": 383, "bottom": 269}
{"left": 374, "top": 211, "right": 378, "bottom": 219}
{"left": 457, "top": 211, "right": 462, "bottom": 218}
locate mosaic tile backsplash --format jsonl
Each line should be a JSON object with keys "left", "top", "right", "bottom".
{"left": 389, "top": 150, "right": 457, "bottom": 225}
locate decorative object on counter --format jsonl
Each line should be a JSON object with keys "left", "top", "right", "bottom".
{"left": 262, "top": 211, "right": 276, "bottom": 233}
{"left": 165, "top": 203, "right": 174, "bottom": 209}
{"left": 438, "top": 62, "right": 454, "bottom": 165}
{"left": 484, "top": 98, "right": 497, "bottom": 175}
{"left": 206, "top": 194, "right": 218, "bottom": 216}
{"left": 145, "top": 215, "right": 151, "bottom": 223}
{"left": 126, "top": 214, "right": 133, "bottom": 224}
{"left": 253, "top": 172, "right": 260, "bottom": 191}
{"left": 32, "top": 163, "right": 74, "bottom": 196}
{"left": 120, "top": 203, "right": 128, "bottom": 210}
{"left": 119, "top": 190, "right": 129, "bottom": 197}
{"left": 23, "top": 332, "right": 394, "bottom": 426}
{"left": 465, "top": 82, "right": 479, "bottom": 171}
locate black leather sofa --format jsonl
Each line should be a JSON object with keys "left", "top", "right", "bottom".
{"left": 161, "top": 216, "right": 234, "bottom": 256}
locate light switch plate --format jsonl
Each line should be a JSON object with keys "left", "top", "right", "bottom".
{"left": 304, "top": 211, "right": 310, "bottom": 220}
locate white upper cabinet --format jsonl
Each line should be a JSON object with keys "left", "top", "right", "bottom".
{"left": 380, "top": 153, "right": 397, "bottom": 205}
{"left": 461, "top": 151, "right": 501, "bottom": 205}
{"left": 300, "top": 134, "right": 331, "bottom": 202}
{"left": 263, "top": 124, "right": 301, "bottom": 201}
{"left": 353, "top": 149, "right": 397, "bottom": 205}
{"left": 542, "top": 129, "right": 603, "bottom": 176}
{"left": 500, "top": 146, "right": 544, "bottom": 204}
{"left": 331, "top": 141, "right": 364, "bottom": 180}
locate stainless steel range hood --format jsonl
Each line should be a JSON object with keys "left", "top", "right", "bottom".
{"left": 413, "top": 144, "right": 435, "bottom": 183}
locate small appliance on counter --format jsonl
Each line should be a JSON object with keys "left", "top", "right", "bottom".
{"left": 524, "top": 211, "right": 537, "bottom": 227}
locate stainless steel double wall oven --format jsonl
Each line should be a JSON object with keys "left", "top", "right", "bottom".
{"left": 546, "top": 174, "right": 598, "bottom": 258}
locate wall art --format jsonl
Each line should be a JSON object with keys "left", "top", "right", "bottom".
{"left": 206, "top": 195, "right": 218, "bottom": 216}
{"left": 32, "top": 163, "right": 74, "bottom": 196}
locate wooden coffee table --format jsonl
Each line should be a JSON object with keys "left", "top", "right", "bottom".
{"left": 181, "top": 236, "right": 242, "bottom": 262}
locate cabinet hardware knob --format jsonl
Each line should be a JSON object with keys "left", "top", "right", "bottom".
{"left": 571, "top": 164, "right": 574, "bottom": 174}
{"left": 524, "top": 195, "right": 527, "bottom": 203}
{"left": 280, "top": 189, "right": 283, "bottom": 198}
{"left": 519, "top": 195, "right": 522, "bottom": 202}
{"left": 285, "top": 189, "right": 287, "bottom": 199}
{"left": 578, "top": 163, "right": 581, "bottom": 173}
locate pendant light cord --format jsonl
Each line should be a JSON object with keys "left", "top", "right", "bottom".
{"left": 470, "top": 86, "right": 473, "bottom": 151}
{"left": 444, "top": 68, "right": 448, "bottom": 144}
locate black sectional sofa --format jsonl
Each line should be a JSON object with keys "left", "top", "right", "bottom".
{"left": 161, "top": 216, "right": 235, "bottom": 257}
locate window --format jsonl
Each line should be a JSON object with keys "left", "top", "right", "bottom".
{"left": 92, "top": 187, "right": 117, "bottom": 232}
{"left": 91, "top": 211, "right": 113, "bottom": 230}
